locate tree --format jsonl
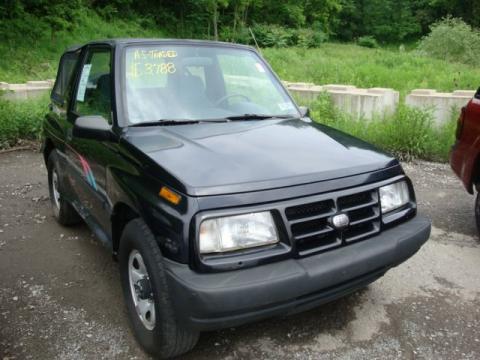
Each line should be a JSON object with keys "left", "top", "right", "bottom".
{"left": 304, "top": 0, "right": 343, "bottom": 35}
{"left": 199, "top": 0, "right": 229, "bottom": 40}
{"left": 2, "top": 0, "right": 480, "bottom": 46}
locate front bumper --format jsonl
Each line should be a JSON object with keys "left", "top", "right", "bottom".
{"left": 164, "top": 215, "right": 431, "bottom": 331}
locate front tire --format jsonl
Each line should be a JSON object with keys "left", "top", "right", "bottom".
{"left": 119, "top": 219, "right": 199, "bottom": 358}
{"left": 47, "top": 150, "right": 81, "bottom": 226}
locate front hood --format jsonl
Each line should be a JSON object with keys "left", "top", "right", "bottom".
{"left": 124, "top": 118, "right": 398, "bottom": 196}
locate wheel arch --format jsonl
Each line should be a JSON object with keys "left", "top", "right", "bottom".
{"left": 473, "top": 171, "right": 480, "bottom": 194}
{"left": 463, "top": 134, "right": 480, "bottom": 194}
{"left": 111, "top": 202, "right": 139, "bottom": 256}
{"left": 108, "top": 166, "right": 189, "bottom": 263}
{"left": 43, "top": 137, "right": 55, "bottom": 165}
{"left": 470, "top": 152, "right": 480, "bottom": 194}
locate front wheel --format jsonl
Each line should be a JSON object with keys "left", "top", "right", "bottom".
{"left": 119, "top": 219, "right": 199, "bottom": 358}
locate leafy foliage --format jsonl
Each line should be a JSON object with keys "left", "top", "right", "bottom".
{"left": 417, "top": 17, "right": 480, "bottom": 65}
{"left": 2, "top": 0, "right": 480, "bottom": 47}
{"left": 249, "top": 25, "right": 327, "bottom": 48}
{"left": 357, "top": 36, "right": 379, "bottom": 48}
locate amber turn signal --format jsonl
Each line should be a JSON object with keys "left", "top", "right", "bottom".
{"left": 159, "top": 186, "right": 181, "bottom": 205}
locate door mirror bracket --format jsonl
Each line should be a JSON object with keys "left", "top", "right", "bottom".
{"left": 299, "top": 106, "right": 310, "bottom": 118}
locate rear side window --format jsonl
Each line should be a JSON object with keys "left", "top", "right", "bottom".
{"left": 52, "top": 51, "right": 80, "bottom": 104}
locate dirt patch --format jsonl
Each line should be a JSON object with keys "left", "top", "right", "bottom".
{"left": 1, "top": 151, "right": 479, "bottom": 359}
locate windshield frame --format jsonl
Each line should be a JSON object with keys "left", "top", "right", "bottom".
{"left": 118, "top": 40, "right": 301, "bottom": 127}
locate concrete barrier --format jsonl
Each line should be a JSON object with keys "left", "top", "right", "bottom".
{"left": 405, "top": 89, "right": 475, "bottom": 127}
{"left": 284, "top": 82, "right": 399, "bottom": 120}
{"left": 0, "top": 80, "right": 54, "bottom": 100}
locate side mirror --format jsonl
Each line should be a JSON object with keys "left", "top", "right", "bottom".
{"left": 475, "top": 87, "right": 480, "bottom": 100}
{"left": 299, "top": 106, "right": 310, "bottom": 118}
{"left": 73, "top": 115, "right": 113, "bottom": 141}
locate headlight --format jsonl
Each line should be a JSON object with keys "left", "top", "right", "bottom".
{"left": 199, "top": 212, "right": 279, "bottom": 254}
{"left": 379, "top": 181, "right": 410, "bottom": 213}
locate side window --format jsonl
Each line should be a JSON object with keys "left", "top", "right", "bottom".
{"left": 52, "top": 51, "right": 80, "bottom": 105}
{"left": 75, "top": 49, "right": 112, "bottom": 123}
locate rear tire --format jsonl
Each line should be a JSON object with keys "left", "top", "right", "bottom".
{"left": 47, "top": 150, "right": 81, "bottom": 226}
{"left": 119, "top": 218, "right": 199, "bottom": 359}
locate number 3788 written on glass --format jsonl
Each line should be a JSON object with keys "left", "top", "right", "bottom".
{"left": 128, "top": 62, "right": 176, "bottom": 78}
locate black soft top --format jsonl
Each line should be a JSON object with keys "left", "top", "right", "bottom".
{"left": 64, "top": 38, "right": 255, "bottom": 54}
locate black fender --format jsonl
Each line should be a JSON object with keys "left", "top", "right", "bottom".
{"left": 107, "top": 162, "right": 199, "bottom": 264}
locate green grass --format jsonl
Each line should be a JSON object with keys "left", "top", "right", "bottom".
{"left": 0, "top": 94, "right": 49, "bottom": 148}
{"left": 0, "top": 10, "right": 164, "bottom": 83}
{"left": 3, "top": 27, "right": 480, "bottom": 97}
{"left": 264, "top": 44, "right": 480, "bottom": 96}
{"left": 300, "top": 92, "right": 456, "bottom": 162}
{"left": 0, "top": 28, "right": 462, "bottom": 160}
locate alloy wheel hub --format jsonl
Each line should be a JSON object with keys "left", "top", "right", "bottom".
{"left": 128, "top": 250, "right": 156, "bottom": 330}
{"left": 134, "top": 277, "right": 153, "bottom": 300}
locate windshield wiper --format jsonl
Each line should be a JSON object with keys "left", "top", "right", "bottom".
{"left": 129, "top": 115, "right": 295, "bottom": 127}
{"left": 225, "top": 114, "right": 295, "bottom": 121}
{"left": 130, "top": 119, "right": 228, "bottom": 127}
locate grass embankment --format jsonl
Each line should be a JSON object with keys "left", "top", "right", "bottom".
{"left": 4, "top": 30, "right": 480, "bottom": 96}
{"left": 264, "top": 44, "right": 480, "bottom": 96}
{"left": 0, "top": 9, "right": 163, "bottom": 83}
{"left": 0, "top": 28, "right": 470, "bottom": 160}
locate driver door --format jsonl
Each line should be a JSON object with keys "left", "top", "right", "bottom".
{"left": 66, "top": 46, "right": 113, "bottom": 237}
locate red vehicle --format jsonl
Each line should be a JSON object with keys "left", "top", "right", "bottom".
{"left": 451, "top": 88, "right": 480, "bottom": 229}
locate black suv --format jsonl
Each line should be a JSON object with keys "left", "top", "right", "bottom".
{"left": 43, "top": 39, "right": 431, "bottom": 358}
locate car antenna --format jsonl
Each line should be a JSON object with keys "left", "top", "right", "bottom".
{"left": 249, "top": 27, "right": 262, "bottom": 55}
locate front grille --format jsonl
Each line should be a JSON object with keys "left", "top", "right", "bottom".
{"left": 285, "top": 189, "right": 381, "bottom": 256}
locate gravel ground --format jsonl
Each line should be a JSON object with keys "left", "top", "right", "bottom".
{"left": 0, "top": 150, "right": 479, "bottom": 360}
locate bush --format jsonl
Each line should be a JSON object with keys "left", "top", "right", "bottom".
{"left": 251, "top": 24, "right": 294, "bottom": 47}
{"left": 0, "top": 96, "right": 48, "bottom": 149}
{"left": 219, "top": 26, "right": 253, "bottom": 45}
{"left": 293, "top": 28, "right": 327, "bottom": 48}
{"left": 357, "top": 36, "right": 379, "bottom": 48}
{"left": 417, "top": 17, "right": 480, "bottom": 65}
{"left": 248, "top": 25, "right": 326, "bottom": 48}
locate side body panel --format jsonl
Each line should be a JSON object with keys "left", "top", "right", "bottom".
{"left": 63, "top": 45, "right": 114, "bottom": 245}
{"left": 451, "top": 98, "right": 480, "bottom": 194}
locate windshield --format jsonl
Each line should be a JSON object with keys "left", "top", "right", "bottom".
{"left": 123, "top": 44, "right": 299, "bottom": 124}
